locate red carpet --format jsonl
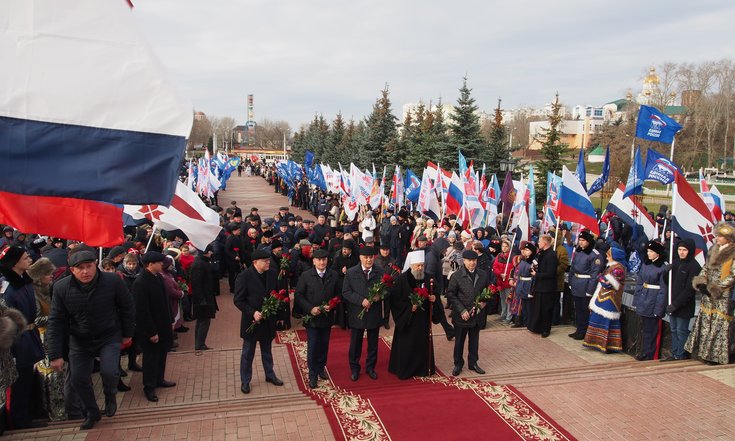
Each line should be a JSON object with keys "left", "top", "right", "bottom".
{"left": 277, "top": 328, "right": 576, "bottom": 441}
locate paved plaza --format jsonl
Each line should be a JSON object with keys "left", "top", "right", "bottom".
{"left": 6, "top": 174, "right": 735, "bottom": 441}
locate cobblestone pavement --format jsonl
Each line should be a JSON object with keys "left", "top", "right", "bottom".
{"left": 6, "top": 174, "right": 735, "bottom": 441}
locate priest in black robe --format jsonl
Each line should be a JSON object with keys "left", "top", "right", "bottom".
{"left": 388, "top": 250, "right": 436, "bottom": 379}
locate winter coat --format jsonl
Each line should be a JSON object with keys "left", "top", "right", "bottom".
{"left": 47, "top": 271, "right": 135, "bottom": 360}
{"left": 569, "top": 245, "right": 603, "bottom": 298}
{"left": 692, "top": 241, "right": 735, "bottom": 301}
{"left": 446, "top": 266, "right": 490, "bottom": 328}
{"left": 133, "top": 270, "right": 174, "bottom": 348}
{"left": 1, "top": 268, "right": 44, "bottom": 368}
{"left": 191, "top": 255, "right": 218, "bottom": 319}
{"left": 633, "top": 258, "right": 670, "bottom": 318}
{"left": 294, "top": 267, "right": 340, "bottom": 328}
{"left": 555, "top": 242, "right": 570, "bottom": 292}
{"left": 342, "top": 264, "right": 387, "bottom": 330}
{"left": 493, "top": 252, "right": 515, "bottom": 290}
{"left": 669, "top": 239, "right": 700, "bottom": 318}
{"left": 533, "top": 247, "right": 558, "bottom": 293}
{"left": 233, "top": 266, "right": 279, "bottom": 341}
{"left": 514, "top": 258, "right": 535, "bottom": 300}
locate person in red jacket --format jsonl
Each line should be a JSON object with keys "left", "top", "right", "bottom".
{"left": 492, "top": 240, "right": 516, "bottom": 323}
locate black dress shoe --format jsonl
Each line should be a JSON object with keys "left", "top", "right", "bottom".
{"left": 175, "top": 326, "right": 189, "bottom": 333}
{"left": 241, "top": 383, "right": 250, "bottom": 394}
{"left": 308, "top": 378, "right": 318, "bottom": 389}
{"left": 469, "top": 365, "right": 486, "bottom": 375}
{"left": 318, "top": 370, "right": 329, "bottom": 380}
{"left": 80, "top": 414, "right": 101, "bottom": 430}
{"left": 366, "top": 370, "right": 378, "bottom": 380}
{"left": 635, "top": 354, "right": 647, "bottom": 361}
{"left": 195, "top": 345, "right": 212, "bottom": 351}
{"left": 573, "top": 334, "right": 585, "bottom": 341}
{"left": 511, "top": 323, "right": 524, "bottom": 328}
{"left": 541, "top": 332, "right": 550, "bottom": 338}
{"left": 451, "top": 366, "right": 462, "bottom": 376}
{"left": 568, "top": 332, "right": 578, "bottom": 338}
{"left": 104, "top": 397, "right": 117, "bottom": 417}
{"left": 265, "top": 376, "right": 284, "bottom": 386}
{"left": 144, "top": 390, "right": 159, "bottom": 402}
{"left": 350, "top": 372, "right": 359, "bottom": 381}
{"left": 660, "top": 356, "right": 677, "bottom": 362}
{"left": 128, "top": 362, "right": 143, "bottom": 372}
{"left": 117, "top": 379, "right": 131, "bottom": 392}
{"left": 158, "top": 380, "right": 176, "bottom": 388}
{"left": 383, "top": 322, "right": 390, "bottom": 330}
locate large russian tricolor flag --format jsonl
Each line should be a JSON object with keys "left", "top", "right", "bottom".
{"left": 558, "top": 166, "right": 599, "bottom": 236}
{"left": 0, "top": 0, "right": 192, "bottom": 246}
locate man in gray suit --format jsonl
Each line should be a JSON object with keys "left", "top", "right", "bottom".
{"left": 342, "top": 246, "right": 386, "bottom": 381}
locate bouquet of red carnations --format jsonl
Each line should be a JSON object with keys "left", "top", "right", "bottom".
{"left": 246, "top": 289, "right": 290, "bottom": 333}
{"left": 471, "top": 285, "right": 498, "bottom": 315}
{"left": 278, "top": 253, "right": 291, "bottom": 280}
{"left": 302, "top": 296, "right": 342, "bottom": 325}
{"left": 358, "top": 273, "right": 394, "bottom": 320}
{"left": 409, "top": 287, "right": 430, "bottom": 311}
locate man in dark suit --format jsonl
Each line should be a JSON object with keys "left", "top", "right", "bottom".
{"left": 529, "top": 235, "right": 560, "bottom": 338}
{"left": 343, "top": 246, "right": 386, "bottom": 381}
{"left": 294, "top": 249, "right": 340, "bottom": 388}
{"left": 446, "top": 250, "right": 490, "bottom": 377}
{"left": 234, "top": 249, "right": 284, "bottom": 394}
{"left": 133, "top": 251, "right": 176, "bottom": 403}
{"left": 191, "top": 244, "right": 218, "bottom": 351}
{"left": 224, "top": 223, "right": 244, "bottom": 293}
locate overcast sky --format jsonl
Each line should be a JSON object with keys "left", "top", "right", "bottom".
{"left": 133, "top": 0, "right": 734, "bottom": 129}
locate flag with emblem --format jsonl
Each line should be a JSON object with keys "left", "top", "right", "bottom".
{"left": 606, "top": 183, "right": 657, "bottom": 240}
{"left": 671, "top": 170, "right": 715, "bottom": 265}
{"left": 124, "top": 181, "right": 222, "bottom": 250}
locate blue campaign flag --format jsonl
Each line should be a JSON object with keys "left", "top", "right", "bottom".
{"left": 623, "top": 147, "right": 644, "bottom": 199}
{"left": 587, "top": 146, "right": 610, "bottom": 196}
{"left": 635, "top": 105, "right": 683, "bottom": 144}
{"left": 307, "top": 165, "right": 327, "bottom": 191}
{"left": 458, "top": 150, "right": 468, "bottom": 176}
{"left": 404, "top": 168, "right": 421, "bottom": 202}
{"left": 304, "top": 150, "right": 315, "bottom": 169}
{"left": 574, "top": 146, "right": 587, "bottom": 191}
{"left": 643, "top": 148, "right": 680, "bottom": 185}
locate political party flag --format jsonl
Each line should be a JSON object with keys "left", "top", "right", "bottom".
{"left": 559, "top": 166, "right": 599, "bottom": 235}
{"left": 458, "top": 150, "right": 468, "bottom": 177}
{"left": 417, "top": 168, "right": 441, "bottom": 221}
{"left": 623, "top": 147, "right": 644, "bottom": 199}
{"left": 635, "top": 105, "right": 683, "bottom": 144}
{"left": 671, "top": 171, "right": 715, "bottom": 265}
{"left": 587, "top": 146, "right": 610, "bottom": 196}
{"left": 606, "top": 184, "right": 657, "bottom": 240}
{"left": 574, "top": 146, "right": 587, "bottom": 191}
{"left": 643, "top": 148, "right": 680, "bottom": 185}
{"left": 124, "top": 181, "right": 222, "bottom": 251}
{"left": 390, "top": 166, "right": 404, "bottom": 208}
{"left": 500, "top": 171, "right": 516, "bottom": 221}
{"left": 405, "top": 169, "right": 422, "bottom": 203}
{"left": 304, "top": 150, "right": 315, "bottom": 169}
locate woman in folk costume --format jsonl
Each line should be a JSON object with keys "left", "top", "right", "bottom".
{"left": 583, "top": 246, "right": 627, "bottom": 353}
{"left": 685, "top": 222, "right": 735, "bottom": 365}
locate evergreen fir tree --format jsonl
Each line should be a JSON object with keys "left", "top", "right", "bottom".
{"left": 535, "top": 93, "right": 568, "bottom": 203}
{"left": 486, "top": 99, "right": 509, "bottom": 172}
{"left": 449, "top": 77, "right": 486, "bottom": 164}
{"left": 361, "top": 86, "right": 399, "bottom": 169}
{"left": 429, "top": 100, "right": 456, "bottom": 169}
{"left": 322, "top": 112, "right": 345, "bottom": 166}
{"left": 290, "top": 128, "right": 306, "bottom": 162}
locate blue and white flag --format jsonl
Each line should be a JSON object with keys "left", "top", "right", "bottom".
{"left": 643, "top": 148, "right": 680, "bottom": 185}
{"left": 587, "top": 146, "right": 610, "bottom": 196}
{"left": 635, "top": 105, "right": 683, "bottom": 144}
{"left": 304, "top": 150, "right": 315, "bottom": 169}
{"left": 623, "top": 147, "right": 644, "bottom": 199}
{"left": 405, "top": 169, "right": 421, "bottom": 202}
{"left": 574, "top": 147, "right": 587, "bottom": 191}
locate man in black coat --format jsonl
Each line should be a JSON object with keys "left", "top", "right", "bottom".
{"left": 224, "top": 223, "right": 244, "bottom": 293}
{"left": 294, "top": 249, "right": 340, "bottom": 388}
{"left": 343, "top": 246, "right": 386, "bottom": 381}
{"left": 446, "top": 250, "right": 490, "bottom": 377}
{"left": 191, "top": 244, "right": 218, "bottom": 351}
{"left": 133, "top": 251, "right": 176, "bottom": 403}
{"left": 528, "top": 235, "right": 559, "bottom": 338}
{"left": 666, "top": 238, "right": 700, "bottom": 361}
{"left": 234, "top": 249, "right": 284, "bottom": 394}
{"left": 47, "top": 249, "right": 135, "bottom": 430}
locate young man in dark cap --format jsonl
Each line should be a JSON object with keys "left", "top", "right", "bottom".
{"left": 133, "top": 251, "right": 176, "bottom": 403}
{"left": 445, "top": 249, "right": 490, "bottom": 376}
{"left": 46, "top": 248, "right": 135, "bottom": 429}
{"left": 343, "top": 246, "right": 386, "bottom": 381}
{"left": 234, "top": 249, "right": 284, "bottom": 394}
{"left": 224, "top": 223, "right": 244, "bottom": 293}
{"left": 294, "top": 249, "right": 340, "bottom": 388}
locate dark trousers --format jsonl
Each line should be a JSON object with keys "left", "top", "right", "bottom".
{"left": 349, "top": 328, "right": 379, "bottom": 374}
{"left": 182, "top": 295, "right": 193, "bottom": 320}
{"left": 434, "top": 300, "right": 454, "bottom": 336}
{"left": 521, "top": 298, "right": 532, "bottom": 327}
{"left": 195, "top": 318, "right": 211, "bottom": 349}
{"left": 573, "top": 296, "right": 591, "bottom": 336}
{"left": 640, "top": 316, "right": 661, "bottom": 360}
{"left": 306, "top": 326, "right": 332, "bottom": 380}
{"left": 227, "top": 262, "right": 240, "bottom": 293}
{"left": 532, "top": 291, "right": 555, "bottom": 334}
{"left": 140, "top": 341, "right": 169, "bottom": 391}
{"left": 9, "top": 366, "right": 35, "bottom": 429}
{"left": 64, "top": 362, "right": 84, "bottom": 419}
{"left": 68, "top": 340, "right": 120, "bottom": 418}
{"left": 240, "top": 338, "right": 275, "bottom": 385}
{"left": 453, "top": 325, "right": 480, "bottom": 368}
{"left": 552, "top": 291, "right": 562, "bottom": 325}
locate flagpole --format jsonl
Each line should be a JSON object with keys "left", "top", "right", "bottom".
{"left": 503, "top": 228, "right": 518, "bottom": 281}
{"left": 145, "top": 226, "right": 157, "bottom": 253}
{"left": 553, "top": 216, "right": 561, "bottom": 251}
{"left": 667, "top": 180, "right": 677, "bottom": 307}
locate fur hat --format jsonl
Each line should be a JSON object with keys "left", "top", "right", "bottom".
{"left": 646, "top": 240, "right": 666, "bottom": 256}
{"left": 715, "top": 222, "right": 735, "bottom": 243}
{"left": 0, "top": 246, "right": 25, "bottom": 269}
{"left": 578, "top": 230, "right": 595, "bottom": 244}
{"left": 27, "top": 257, "right": 56, "bottom": 282}
{"left": 0, "top": 307, "right": 27, "bottom": 350}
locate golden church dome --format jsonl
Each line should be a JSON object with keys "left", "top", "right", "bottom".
{"left": 644, "top": 67, "right": 660, "bottom": 85}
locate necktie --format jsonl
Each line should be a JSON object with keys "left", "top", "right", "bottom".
{"left": 364, "top": 269, "right": 370, "bottom": 280}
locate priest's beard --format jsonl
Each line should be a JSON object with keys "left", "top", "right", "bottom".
{"left": 411, "top": 268, "right": 424, "bottom": 281}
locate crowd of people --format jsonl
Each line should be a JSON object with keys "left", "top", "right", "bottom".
{"left": 1, "top": 162, "right": 734, "bottom": 433}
